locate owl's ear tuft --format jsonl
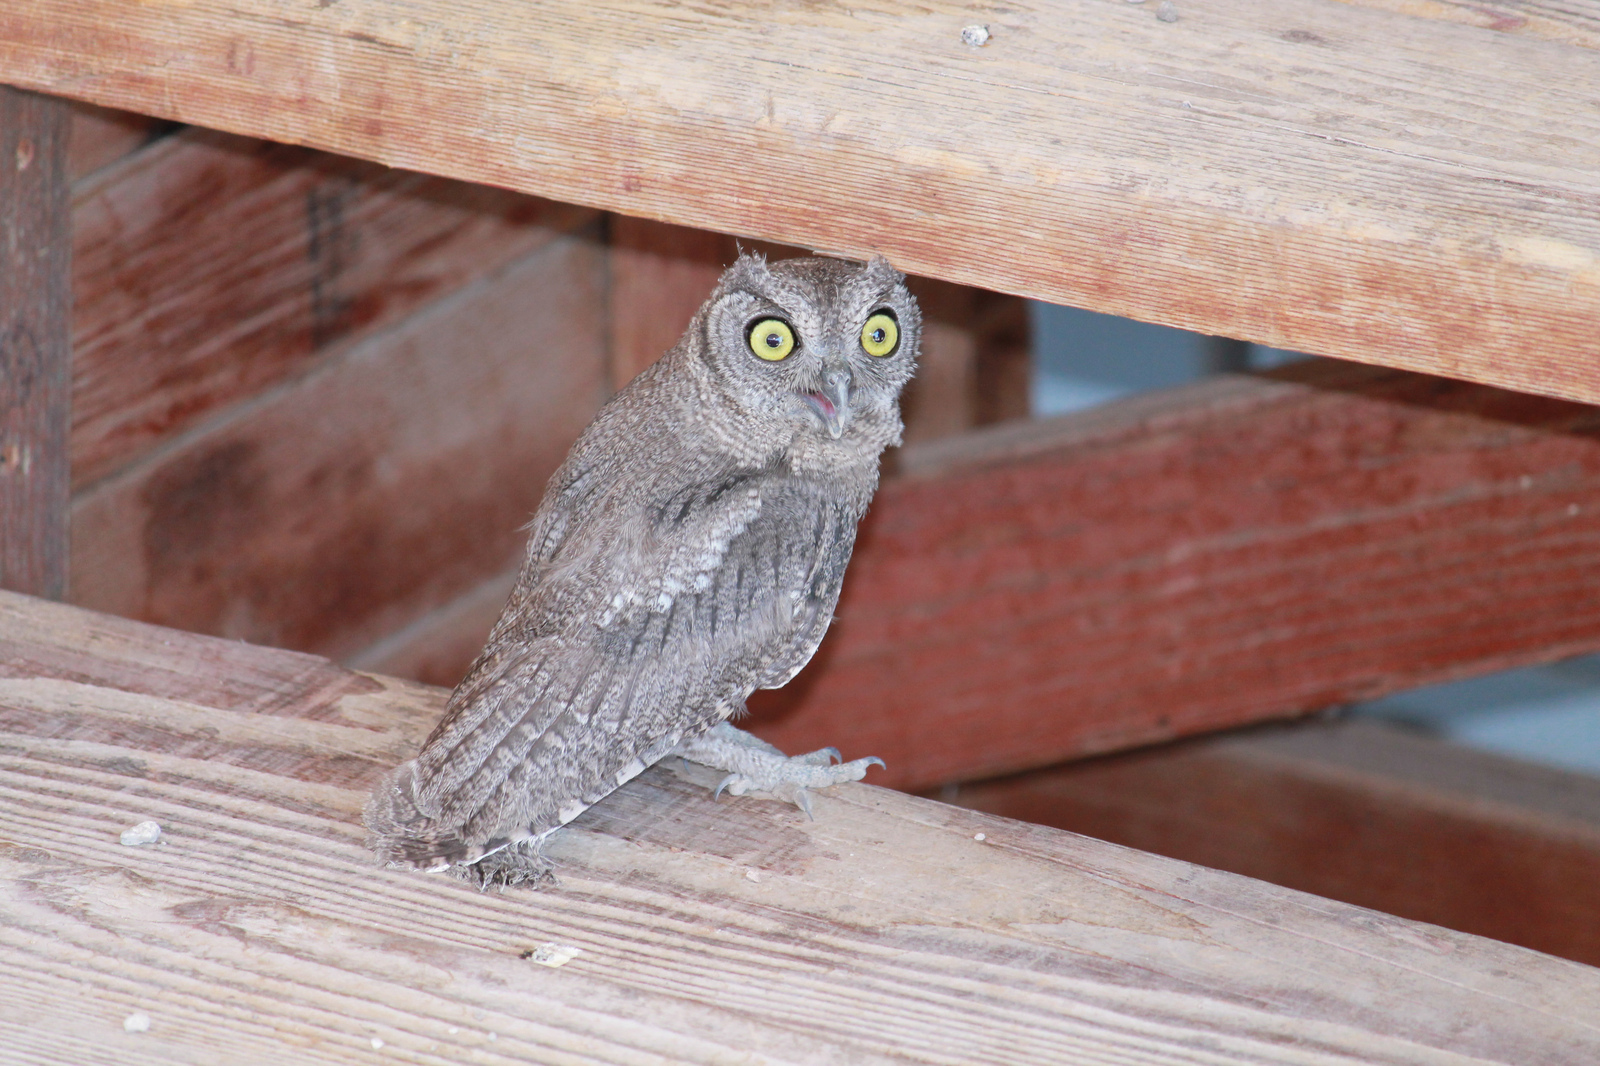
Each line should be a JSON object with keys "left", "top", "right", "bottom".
{"left": 718, "top": 253, "right": 772, "bottom": 294}
{"left": 864, "top": 255, "right": 905, "bottom": 286}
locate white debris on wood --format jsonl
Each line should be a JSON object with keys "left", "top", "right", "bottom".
{"left": 526, "top": 942, "right": 581, "bottom": 968}
{"left": 974, "top": 832, "right": 986, "bottom": 842}
{"left": 120, "top": 820, "right": 161, "bottom": 846}
{"left": 960, "top": 24, "right": 990, "bottom": 47}
{"left": 745, "top": 868, "right": 764, "bottom": 882}
{"left": 370, "top": 1037, "right": 384, "bottom": 1050}
{"left": 1157, "top": 2, "right": 1179, "bottom": 22}
{"left": 123, "top": 1012, "right": 152, "bottom": 1033}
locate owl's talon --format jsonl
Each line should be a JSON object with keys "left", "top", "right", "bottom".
{"left": 674, "top": 724, "right": 883, "bottom": 817}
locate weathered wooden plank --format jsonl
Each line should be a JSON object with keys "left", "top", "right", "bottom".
{"left": 4, "top": 1, "right": 1598, "bottom": 403}
{"left": 0, "top": 586, "right": 382, "bottom": 720}
{"left": 2, "top": 589, "right": 1598, "bottom": 1065}
{"left": 0, "top": 86, "right": 70, "bottom": 599}
{"left": 1337, "top": 0, "right": 1600, "bottom": 48}
{"left": 69, "top": 232, "right": 609, "bottom": 661}
{"left": 71, "top": 127, "right": 593, "bottom": 487}
{"left": 947, "top": 716, "right": 1600, "bottom": 968}
{"left": 747, "top": 361, "right": 1600, "bottom": 791}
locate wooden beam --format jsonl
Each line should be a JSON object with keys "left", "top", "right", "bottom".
{"left": 70, "top": 232, "right": 609, "bottom": 661}
{"left": 71, "top": 127, "right": 593, "bottom": 487}
{"left": 3, "top": 589, "right": 1598, "bottom": 1065}
{"left": 0, "top": 86, "right": 70, "bottom": 599}
{"left": 945, "top": 717, "right": 1600, "bottom": 969}
{"left": 748, "top": 361, "right": 1600, "bottom": 791}
{"left": 3, "top": 3, "right": 1598, "bottom": 404}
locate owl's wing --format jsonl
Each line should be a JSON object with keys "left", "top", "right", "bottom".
{"left": 365, "top": 465, "right": 860, "bottom": 870}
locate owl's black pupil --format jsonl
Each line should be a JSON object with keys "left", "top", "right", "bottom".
{"left": 765, "top": 332, "right": 782, "bottom": 348}
{"left": 871, "top": 328, "right": 886, "bottom": 343}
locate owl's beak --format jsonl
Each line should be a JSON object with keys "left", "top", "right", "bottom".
{"left": 802, "top": 370, "right": 852, "bottom": 439}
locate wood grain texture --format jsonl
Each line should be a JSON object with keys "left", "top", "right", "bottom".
{"left": 0, "top": 86, "right": 71, "bottom": 599}
{"left": 3, "top": 589, "right": 1598, "bottom": 1065}
{"left": 69, "top": 232, "right": 609, "bottom": 661}
{"left": 71, "top": 128, "right": 594, "bottom": 487}
{"left": 747, "top": 361, "right": 1600, "bottom": 791}
{"left": 948, "top": 717, "right": 1600, "bottom": 968}
{"left": 1335, "top": 0, "right": 1600, "bottom": 48}
{"left": 4, "top": 1, "right": 1599, "bottom": 403}
{"left": 0, "top": 586, "right": 383, "bottom": 719}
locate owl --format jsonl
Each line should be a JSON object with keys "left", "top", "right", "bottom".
{"left": 365, "top": 253, "right": 920, "bottom": 887}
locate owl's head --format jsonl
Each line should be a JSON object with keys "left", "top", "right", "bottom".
{"left": 692, "top": 254, "right": 920, "bottom": 446}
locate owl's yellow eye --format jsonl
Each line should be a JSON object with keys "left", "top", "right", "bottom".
{"left": 861, "top": 311, "right": 899, "bottom": 357}
{"left": 748, "top": 318, "right": 796, "bottom": 361}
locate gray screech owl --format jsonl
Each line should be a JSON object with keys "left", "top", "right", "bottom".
{"left": 366, "top": 253, "right": 920, "bottom": 887}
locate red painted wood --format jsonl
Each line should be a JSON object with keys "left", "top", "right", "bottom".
{"left": 749, "top": 362, "right": 1600, "bottom": 790}
{"left": 69, "top": 236, "right": 610, "bottom": 662}
{"left": 70, "top": 128, "right": 594, "bottom": 486}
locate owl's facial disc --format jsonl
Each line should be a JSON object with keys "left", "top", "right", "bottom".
{"left": 800, "top": 369, "right": 851, "bottom": 440}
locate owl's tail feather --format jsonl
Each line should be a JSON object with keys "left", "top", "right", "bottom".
{"left": 364, "top": 760, "right": 501, "bottom": 870}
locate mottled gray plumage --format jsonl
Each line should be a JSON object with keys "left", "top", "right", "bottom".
{"left": 366, "top": 254, "right": 919, "bottom": 886}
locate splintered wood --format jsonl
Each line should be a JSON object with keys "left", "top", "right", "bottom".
{"left": 1, "top": 590, "right": 1597, "bottom": 1064}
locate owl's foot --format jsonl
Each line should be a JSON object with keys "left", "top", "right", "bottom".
{"left": 450, "top": 839, "right": 557, "bottom": 891}
{"left": 672, "top": 723, "right": 884, "bottom": 819}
